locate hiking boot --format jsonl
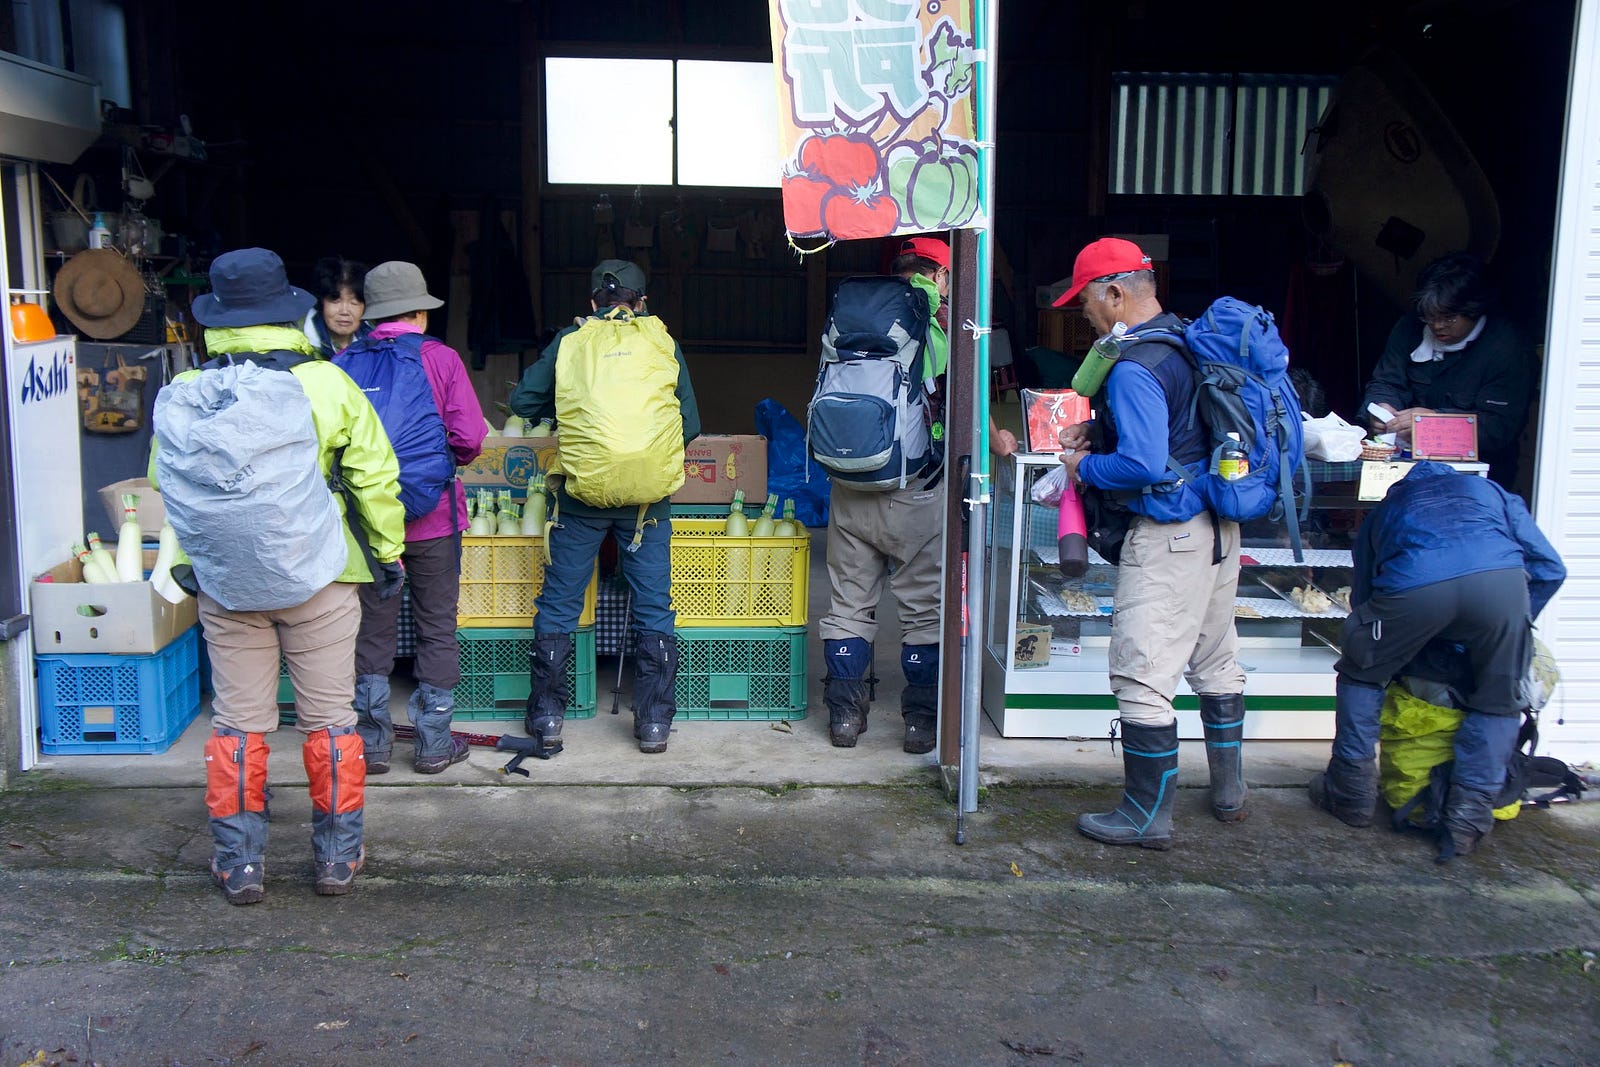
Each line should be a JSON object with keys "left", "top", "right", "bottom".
{"left": 414, "top": 735, "right": 470, "bottom": 775}
{"left": 210, "top": 858, "right": 265, "bottom": 906}
{"left": 524, "top": 633, "right": 572, "bottom": 754}
{"left": 314, "top": 846, "right": 365, "bottom": 896}
{"left": 636, "top": 720, "right": 671, "bottom": 754}
{"left": 901, "top": 680, "right": 938, "bottom": 755}
{"left": 1308, "top": 755, "right": 1378, "bottom": 827}
{"left": 1437, "top": 784, "right": 1497, "bottom": 863}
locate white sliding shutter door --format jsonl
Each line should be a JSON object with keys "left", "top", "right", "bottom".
{"left": 1534, "top": 0, "right": 1600, "bottom": 763}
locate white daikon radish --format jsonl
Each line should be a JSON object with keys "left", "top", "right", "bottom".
{"left": 75, "top": 543, "right": 116, "bottom": 584}
{"left": 520, "top": 473, "right": 547, "bottom": 536}
{"left": 530, "top": 419, "right": 554, "bottom": 436}
{"left": 496, "top": 502, "right": 521, "bottom": 536}
{"left": 86, "top": 533, "right": 119, "bottom": 581}
{"left": 501, "top": 414, "right": 525, "bottom": 438}
{"left": 149, "top": 522, "right": 186, "bottom": 603}
{"left": 468, "top": 489, "right": 494, "bottom": 536}
{"left": 115, "top": 493, "right": 143, "bottom": 582}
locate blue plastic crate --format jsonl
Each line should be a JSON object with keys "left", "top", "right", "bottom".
{"left": 37, "top": 627, "right": 202, "bottom": 754}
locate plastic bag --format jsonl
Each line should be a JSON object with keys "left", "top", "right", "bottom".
{"left": 1301, "top": 410, "right": 1365, "bottom": 462}
{"left": 1030, "top": 463, "right": 1069, "bottom": 506}
{"left": 755, "top": 397, "right": 830, "bottom": 527}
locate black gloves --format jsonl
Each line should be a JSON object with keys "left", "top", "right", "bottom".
{"left": 171, "top": 563, "right": 200, "bottom": 597}
{"left": 373, "top": 560, "right": 405, "bottom": 601}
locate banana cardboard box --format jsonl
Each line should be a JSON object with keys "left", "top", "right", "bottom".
{"left": 457, "top": 434, "right": 559, "bottom": 502}
{"left": 673, "top": 435, "right": 767, "bottom": 505}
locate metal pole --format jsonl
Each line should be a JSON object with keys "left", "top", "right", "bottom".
{"left": 959, "top": 0, "right": 1000, "bottom": 820}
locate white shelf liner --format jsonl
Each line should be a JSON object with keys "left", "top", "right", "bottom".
{"left": 1233, "top": 596, "right": 1348, "bottom": 620}
{"left": 1030, "top": 544, "right": 1112, "bottom": 567}
{"left": 1238, "top": 548, "right": 1354, "bottom": 567}
{"left": 1032, "top": 588, "right": 1114, "bottom": 617}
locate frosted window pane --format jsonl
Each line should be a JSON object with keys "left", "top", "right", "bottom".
{"left": 677, "top": 61, "right": 781, "bottom": 189}
{"left": 546, "top": 58, "right": 673, "bottom": 184}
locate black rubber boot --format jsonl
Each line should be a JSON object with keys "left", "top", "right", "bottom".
{"left": 1199, "top": 693, "right": 1247, "bottom": 822}
{"left": 633, "top": 631, "right": 679, "bottom": 754}
{"left": 1308, "top": 755, "right": 1379, "bottom": 827}
{"left": 523, "top": 633, "right": 571, "bottom": 754}
{"left": 901, "top": 684, "right": 938, "bottom": 755}
{"left": 1437, "top": 784, "right": 1497, "bottom": 863}
{"left": 1077, "top": 721, "right": 1179, "bottom": 850}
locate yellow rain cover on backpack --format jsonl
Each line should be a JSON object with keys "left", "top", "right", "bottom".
{"left": 554, "top": 308, "right": 685, "bottom": 508}
{"left": 1379, "top": 685, "right": 1522, "bottom": 823}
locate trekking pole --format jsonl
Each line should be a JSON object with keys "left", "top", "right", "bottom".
{"left": 610, "top": 588, "right": 632, "bottom": 714}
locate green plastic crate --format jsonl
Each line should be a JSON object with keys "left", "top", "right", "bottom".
{"left": 674, "top": 625, "right": 808, "bottom": 720}
{"left": 277, "top": 626, "right": 596, "bottom": 724}
{"left": 453, "top": 626, "right": 595, "bottom": 720}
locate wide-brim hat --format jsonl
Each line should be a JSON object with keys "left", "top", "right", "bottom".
{"left": 191, "top": 247, "right": 316, "bottom": 328}
{"left": 51, "top": 248, "right": 146, "bottom": 340}
{"left": 361, "top": 260, "right": 444, "bottom": 320}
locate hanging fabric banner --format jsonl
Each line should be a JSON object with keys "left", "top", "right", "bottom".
{"left": 768, "top": 0, "right": 979, "bottom": 243}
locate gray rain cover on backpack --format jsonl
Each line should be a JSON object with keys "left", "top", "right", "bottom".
{"left": 154, "top": 362, "right": 347, "bottom": 612}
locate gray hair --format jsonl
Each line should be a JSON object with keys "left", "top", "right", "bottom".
{"left": 1414, "top": 252, "right": 1492, "bottom": 321}
{"left": 1087, "top": 269, "right": 1156, "bottom": 298}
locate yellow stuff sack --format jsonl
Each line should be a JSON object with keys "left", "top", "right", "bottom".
{"left": 553, "top": 309, "right": 686, "bottom": 508}
{"left": 1379, "top": 685, "right": 1521, "bottom": 824}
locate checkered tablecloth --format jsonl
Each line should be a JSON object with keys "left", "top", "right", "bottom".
{"left": 595, "top": 581, "right": 635, "bottom": 655}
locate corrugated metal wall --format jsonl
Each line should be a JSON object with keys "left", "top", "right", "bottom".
{"left": 1110, "top": 72, "right": 1334, "bottom": 197}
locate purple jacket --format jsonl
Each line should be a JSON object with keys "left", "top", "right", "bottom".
{"left": 367, "top": 322, "right": 486, "bottom": 542}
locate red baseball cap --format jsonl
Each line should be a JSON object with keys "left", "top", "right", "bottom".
{"left": 898, "top": 236, "right": 950, "bottom": 268}
{"left": 1052, "top": 237, "right": 1153, "bottom": 307}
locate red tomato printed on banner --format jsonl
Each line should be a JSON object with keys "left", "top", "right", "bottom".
{"left": 823, "top": 188, "right": 900, "bottom": 239}
{"left": 782, "top": 174, "right": 835, "bottom": 236}
{"left": 802, "top": 133, "right": 881, "bottom": 189}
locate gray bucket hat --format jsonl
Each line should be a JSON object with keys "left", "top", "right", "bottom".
{"left": 362, "top": 261, "right": 444, "bottom": 320}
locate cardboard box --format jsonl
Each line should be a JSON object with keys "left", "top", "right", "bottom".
{"left": 673, "top": 435, "right": 767, "bottom": 505}
{"left": 98, "top": 478, "right": 166, "bottom": 540}
{"left": 457, "top": 434, "right": 558, "bottom": 501}
{"left": 1013, "top": 624, "right": 1053, "bottom": 670}
{"left": 32, "top": 548, "right": 199, "bottom": 655}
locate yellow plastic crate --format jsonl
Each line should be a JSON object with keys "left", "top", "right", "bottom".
{"left": 669, "top": 519, "right": 809, "bottom": 627}
{"left": 457, "top": 535, "right": 596, "bottom": 628}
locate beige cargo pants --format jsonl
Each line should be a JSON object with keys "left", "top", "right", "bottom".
{"left": 1109, "top": 512, "right": 1246, "bottom": 726}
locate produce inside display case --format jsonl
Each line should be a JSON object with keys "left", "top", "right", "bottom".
{"left": 982, "top": 453, "right": 1348, "bottom": 739}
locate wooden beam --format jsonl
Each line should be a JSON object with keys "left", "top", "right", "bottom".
{"left": 520, "top": 3, "right": 544, "bottom": 324}
{"left": 939, "top": 229, "right": 980, "bottom": 769}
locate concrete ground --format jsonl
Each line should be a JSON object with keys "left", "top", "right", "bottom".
{"left": 3, "top": 518, "right": 1599, "bottom": 1064}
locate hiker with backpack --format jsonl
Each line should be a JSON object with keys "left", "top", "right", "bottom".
{"left": 151, "top": 247, "right": 406, "bottom": 904}
{"left": 508, "top": 259, "right": 701, "bottom": 754}
{"left": 335, "top": 261, "right": 487, "bottom": 776}
{"left": 1055, "top": 237, "right": 1267, "bottom": 849}
{"left": 1308, "top": 461, "right": 1566, "bottom": 860}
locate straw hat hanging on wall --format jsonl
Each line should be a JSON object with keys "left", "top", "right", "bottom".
{"left": 51, "top": 248, "right": 146, "bottom": 339}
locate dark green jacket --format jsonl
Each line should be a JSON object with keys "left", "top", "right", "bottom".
{"left": 1362, "top": 315, "right": 1533, "bottom": 488}
{"left": 509, "top": 313, "right": 702, "bottom": 521}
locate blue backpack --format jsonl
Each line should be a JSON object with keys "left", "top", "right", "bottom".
{"left": 334, "top": 332, "right": 454, "bottom": 522}
{"left": 807, "top": 276, "right": 936, "bottom": 491}
{"left": 1137, "top": 298, "right": 1309, "bottom": 559}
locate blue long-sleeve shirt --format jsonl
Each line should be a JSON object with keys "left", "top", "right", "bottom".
{"left": 1352, "top": 461, "right": 1565, "bottom": 617}
{"left": 1077, "top": 316, "right": 1207, "bottom": 523}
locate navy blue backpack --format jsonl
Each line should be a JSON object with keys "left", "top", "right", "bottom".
{"left": 1136, "top": 298, "right": 1309, "bottom": 559}
{"left": 334, "top": 332, "right": 455, "bottom": 522}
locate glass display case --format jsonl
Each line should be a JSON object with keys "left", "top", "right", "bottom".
{"left": 982, "top": 452, "right": 1356, "bottom": 739}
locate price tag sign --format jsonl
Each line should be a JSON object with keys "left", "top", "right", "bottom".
{"left": 1412, "top": 413, "right": 1478, "bottom": 460}
{"left": 1357, "top": 460, "right": 1415, "bottom": 501}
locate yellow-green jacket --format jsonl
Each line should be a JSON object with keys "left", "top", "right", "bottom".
{"left": 150, "top": 326, "right": 405, "bottom": 582}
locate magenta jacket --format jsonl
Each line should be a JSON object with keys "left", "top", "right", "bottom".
{"left": 366, "top": 322, "right": 487, "bottom": 542}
